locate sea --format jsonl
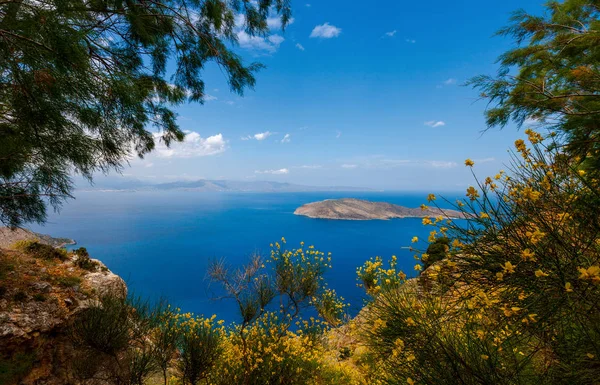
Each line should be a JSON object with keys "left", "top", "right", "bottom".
{"left": 29, "top": 190, "right": 463, "bottom": 322}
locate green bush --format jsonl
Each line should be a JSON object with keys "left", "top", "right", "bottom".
{"left": 177, "top": 318, "right": 222, "bottom": 385}
{"left": 73, "top": 248, "right": 98, "bottom": 271}
{"left": 13, "top": 241, "right": 68, "bottom": 261}
{"left": 56, "top": 275, "right": 81, "bottom": 288}
{"left": 423, "top": 237, "right": 449, "bottom": 269}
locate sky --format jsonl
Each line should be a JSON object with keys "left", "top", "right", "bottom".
{"left": 101, "top": 0, "right": 547, "bottom": 192}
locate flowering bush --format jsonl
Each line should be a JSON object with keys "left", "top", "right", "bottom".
{"left": 358, "top": 132, "right": 600, "bottom": 384}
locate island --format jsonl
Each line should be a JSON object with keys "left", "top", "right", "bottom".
{"left": 294, "top": 198, "right": 465, "bottom": 221}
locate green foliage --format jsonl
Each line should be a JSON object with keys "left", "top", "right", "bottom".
{"left": 13, "top": 240, "right": 68, "bottom": 261}
{"left": 177, "top": 316, "right": 222, "bottom": 385}
{"left": 468, "top": 0, "right": 600, "bottom": 172}
{"left": 0, "top": 0, "right": 292, "bottom": 227}
{"left": 71, "top": 295, "right": 163, "bottom": 384}
{"left": 423, "top": 236, "right": 449, "bottom": 269}
{"left": 73, "top": 247, "right": 99, "bottom": 271}
{"left": 206, "top": 239, "right": 350, "bottom": 384}
{"left": 55, "top": 275, "right": 82, "bottom": 288}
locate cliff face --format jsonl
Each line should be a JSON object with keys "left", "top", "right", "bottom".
{"left": 0, "top": 229, "right": 125, "bottom": 385}
{"left": 294, "top": 198, "right": 465, "bottom": 220}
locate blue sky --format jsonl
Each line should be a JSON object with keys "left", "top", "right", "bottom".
{"left": 111, "top": 0, "right": 546, "bottom": 192}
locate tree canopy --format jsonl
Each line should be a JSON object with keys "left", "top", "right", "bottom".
{"left": 469, "top": 0, "right": 600, "bottom": 170}
{"left": 0, "top": 0, "right": 291, "bottom": 227}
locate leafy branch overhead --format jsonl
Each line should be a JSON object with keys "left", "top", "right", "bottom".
{"left": 469, "top": 1, "right": 600, "bottom": 169}
{"left": 0, "top": 0, "right": 291, "bottom": 227}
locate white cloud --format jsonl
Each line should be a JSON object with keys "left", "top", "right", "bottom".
{"left": 267, "top": 16, "right": 294, "bottom": 29}
{"left": 242, "top": 131, "right": 274, "bottom": 141}
{"left": 281, "top": 133, "right": 291, "bottom": 143}
{"left": 405, "top": 38, "right": 416, "bottom": 43}
{"left": 305, "top": 3, "right": 311, "bottom": 7}
{"left": 144, "top": 162, "right": 154, "bottom": 168}
{"left": 424, "top": 120, "right": 446, "bottom": 128}
{"left": 336, "top": 130, "right": 342, "bottom": 138}
{"left": 341, "top": 164, "right": 357, "bottom": 169}
{"left": 254, "top": 131, "right": 273, "bottom": 141}
{"left": 384, "top": 30, "right": 397, "bottom": 37}
{"left": 310, "top": 23, "right": 341, "bottom": 39}
{"left": 443, "top": 78, "right": 457, "bottom": 85}
{"left": 237, "top": 30, "right": 285, "bottom": 53}
{"left": 225, "top": 101, "right": 235, "bottom": 105}
{"left": 474, "top": 157, "right": 496, "bottom": 164}
{"left": 255, "top": 168, "right": 289, "bottom": 175}
{"left": 426, "top": 161, "right": 457, "bottom": 169}
{"left": 204, "top": 94, "right": 218, "bottom": 101}
{"left": 295, "top": 43, "right": 305, "bottom": 51}
{"left": 298, "top": 165, "right": 322, "bottom": 169}
{"left": 153, "top": 132, "right": 227, "bottom": 158}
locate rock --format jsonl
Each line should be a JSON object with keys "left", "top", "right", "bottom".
{"left": 82, "top": 259, "right": 126, "bottom": 297}
{"left": 30, "top": 281, "right": 52, "bottom": 293}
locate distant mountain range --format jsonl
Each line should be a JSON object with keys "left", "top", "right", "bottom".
{"left": 78, "top": 178, "right": 377, "bottom": 193}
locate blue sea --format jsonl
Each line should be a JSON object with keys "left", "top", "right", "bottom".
{"left": 29, "top": 191, "right": 462, "bottom": 322}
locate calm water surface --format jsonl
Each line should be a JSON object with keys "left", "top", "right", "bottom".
{"left": 29, "top": 191, "right": 462, "bottom": 322}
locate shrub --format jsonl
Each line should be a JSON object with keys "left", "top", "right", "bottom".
{"left": 12, "top": 240, "right": 68, "bottom": 261}
{"left": 177, "top": 316, "right": 222, "bottom": 385}
{"left": 56, "top": 275, "right": 81, "bottom": 288}
{"left": 359, "top": 134, "right": 600, "bottom": 384}
{"left": 73, "top": 248, "right": 98, "bottom": 271}
{"left": 423, "top": 237, "right": 449, "bottom": 269}
{"left": 71, "top": 295, "right": 162, "bottom": 384}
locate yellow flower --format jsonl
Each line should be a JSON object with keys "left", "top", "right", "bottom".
{"left": 422, "top": 217, "right": 432, "bottom": 225}
{"left": 420, "top": 204, "right": 428, "bottom": 211}
{"left": 565, "top": 282, "right": 573, "bottom": 292}
{"left": 524, "top": 128, "right": 542, "bottom": 144}
{"left": 480, "top": 212, "right": 490, "bottom": 219}
{"left": 535, "top": 269, "right": 549, "bottom": 278}
{"left": 578, "top": 265, "right": 600, "bottom": 283}
{"left": 427, "top": 193, "right": 436, "bottom": 202}
{"left": 405, "top": 317, "right": 416, "bottom": 326}
{"left": 465, "top": 158, "right": 475, "bottom": 167}
{"left": 411, "top": 236, "right": 418, "bottom": 243}
{"left": 414, "top": 264, "right": 423, "bottom": 271}
{"left": 587, "top": 353, "right": 595, "bottom": 359}
{"left": 503, "top": 261, "right": 516, "bottom": 274}
{"left": 481, "top": 354, "right": 489, "bottom": 360}
{"left": 407, "top": 378, "right": 415, "bottom": 385}
{"left": 521, "top": 249, "right": 535, "bottom": 262}
{"left": 466, "top": 186, "right": 480, "bottom": 201}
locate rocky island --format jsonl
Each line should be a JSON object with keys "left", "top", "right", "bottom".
{"left": 294, "top": 198, "right": 465, "bottom": 220}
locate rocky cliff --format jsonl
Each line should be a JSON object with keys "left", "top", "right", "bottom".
{"left": 0, "top": 229, "right": 125, "bottom": 385}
